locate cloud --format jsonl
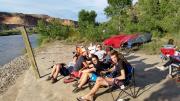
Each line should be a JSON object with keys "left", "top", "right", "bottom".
{"left": 0, "top": 0, "right": 108, "bottom": 22}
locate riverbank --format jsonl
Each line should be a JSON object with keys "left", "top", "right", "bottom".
{"left": 0, "top": 55, "right": 30, "bottom": 94}
{"left": 0, "top": 41, "right": 179, "bottom": 101}
{"left": 0, "top": 40, "right": 57, "bottom": 95}
{"left": 0, "top": 28, "right": 36, "bottom": 36}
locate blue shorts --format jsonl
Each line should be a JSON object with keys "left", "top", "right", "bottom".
{"left": 90, "top": 73, "right": 99, "bottom": 82}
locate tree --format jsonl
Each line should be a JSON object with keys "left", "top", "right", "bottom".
{"left": 137, "top": 0, "right": 180, "bottom": 37}
{"left": 36, "top": 20, "right": 49, "bottom": 36}
{"left": 0, "top": 24, "right": 8, "bottom": 30}
{"left": 78, "top": 9, "right": 97, "bottom": 25}
{"left": 104, "top": 0, "right": 132, "bottom": 33}
{"left": 36, "top": 19, "right": 70, "bottom": 44}
{"left": 104, "top": 0, "right": 132, "bottom": 17}
{"left": 78, "top": 9, "right": 97, "bottom": 37}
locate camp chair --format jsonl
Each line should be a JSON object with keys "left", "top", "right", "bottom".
{"left": 168, "top": 63, "right": 180, "bottom": 78}
{"left": 109, "top": 65, "right": 136, "bottom": 101}
{"left": 88, "top": 65, "right": 136, "bottom": 101}
{"left": 160, "top": 47, "right": 175, "bottom": 61}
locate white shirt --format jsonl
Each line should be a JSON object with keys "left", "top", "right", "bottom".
{"left": 95, "top": 50, "right": 106, "bottom": 61}
{"left": 88, "top": 45, "right": 96, "bottom": 54}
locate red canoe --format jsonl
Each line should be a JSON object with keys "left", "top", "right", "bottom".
{"left": 103, "top": 34, "right": 139, "bottom": 48}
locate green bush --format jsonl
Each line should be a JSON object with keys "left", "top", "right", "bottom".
{"left": 0, "top": 29, "right": 20, "bottom": 36}
{"left": 36, "top": 19, "right": 70, "bottom": 45}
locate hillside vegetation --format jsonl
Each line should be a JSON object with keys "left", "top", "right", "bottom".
{"left": 36, "top": 0, "right": 180, "bottom": 54}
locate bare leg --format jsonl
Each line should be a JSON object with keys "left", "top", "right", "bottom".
{"left": 82, "top": 77, "right": 113, "bottom": 100}
{"left": 78, "top": 73, "right": 84, "bottom": 83}
{"left": 52, "top": 64, "right": 62, "bottom": 79}
{"left": 78, "top": 72, "right": 91, "bottom": 88}
{"left": 78, "top": 69, "right": 92, "bottom": 81}
{"left": 50, "top": 65, "right": 57, "bottom": 77}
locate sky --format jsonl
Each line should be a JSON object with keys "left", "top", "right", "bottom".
{"left": 0, "top": 0, "right": 138, "bottom": 22}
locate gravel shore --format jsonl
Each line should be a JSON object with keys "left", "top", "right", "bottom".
{"left": 0, "top": 55, "right": 30, "bottom": 94}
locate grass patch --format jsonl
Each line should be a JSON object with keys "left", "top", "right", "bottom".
{"left": 140, "top": 39, "right": 164, "bottom": 55}
{"left": 140, "top": 33, "right": 180, "bottom": 55}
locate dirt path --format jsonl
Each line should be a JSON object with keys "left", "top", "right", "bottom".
{"left": 0, "top": 41, "right": 179, "bottom": 101}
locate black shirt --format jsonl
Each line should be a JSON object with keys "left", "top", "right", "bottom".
{"left": 93, "top": 62, "right": 107, "bottom": 75}
{"left": 110, "top": 60, "right": 128, "bottom": 78}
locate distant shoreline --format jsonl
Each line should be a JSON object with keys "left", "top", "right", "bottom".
{"left": 0, "top": 30, "right": 20, "bottom": 36}
{"left": 0, "top": 28, "right": 37, "bottom": 36}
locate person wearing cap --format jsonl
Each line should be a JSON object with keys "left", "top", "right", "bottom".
{"left": 94, "top": 44, "right": 106, "bottom": 61}
{"left": 46, "top": 48, "right": 88, "bottom": 83}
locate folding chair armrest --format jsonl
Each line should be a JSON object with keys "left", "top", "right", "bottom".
{"left": 171, "top": 63, "right": 180, "bottom": 67}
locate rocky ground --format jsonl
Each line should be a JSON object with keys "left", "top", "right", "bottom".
{"left": 0, "top": 55, "right": 30, "bottom": 94}
{"left": 0, "top": 41, "right": 179, "bottom": 101}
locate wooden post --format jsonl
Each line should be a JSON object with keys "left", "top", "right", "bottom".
{"left": 19, "top": 26, "right": 40, "bottom": 79}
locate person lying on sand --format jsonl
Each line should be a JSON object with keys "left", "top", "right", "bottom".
{"left": 46, "top": 48, "right": 88, "bottom": 83}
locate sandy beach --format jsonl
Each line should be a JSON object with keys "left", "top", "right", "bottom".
{"left": 0, "top": 41, "right": 179, "bottom": 101}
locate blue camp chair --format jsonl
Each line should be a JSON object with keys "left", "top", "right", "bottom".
{"left": 109, "top": 64, "right": 136, "bottom": 101}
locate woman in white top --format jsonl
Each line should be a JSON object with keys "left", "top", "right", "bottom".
{"left": 94, "top": 44, "right": 106, "bottom": 61}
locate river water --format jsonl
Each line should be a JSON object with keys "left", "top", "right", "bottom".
{"left": 0, "top": 34, "right": 38, "bottom": 66}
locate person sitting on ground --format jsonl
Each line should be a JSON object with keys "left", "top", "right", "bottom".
{"left": 94, "top": 44, "right": 106, "bottom": 61}
{"left": 46, "top": 48, "right": 88, "bottom": 83}
{"left": 77, "top": 50, "right": 128, "bottom": 101}
{"left": 66, "top": 46, "right": 85, "bottom": 67}
{"left": 72, "top": 54, "right": 110, "bottom": 93}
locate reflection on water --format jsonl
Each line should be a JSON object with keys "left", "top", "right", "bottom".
{"left": 0, "top": 34, "right": 38, "bottom": 66}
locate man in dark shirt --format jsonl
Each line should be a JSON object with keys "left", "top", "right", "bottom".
{"left": 77, "top": 50, "right": 127, "bottom": 101}
{"left": 108, "top": 59, "right": 128, "bottom": 78}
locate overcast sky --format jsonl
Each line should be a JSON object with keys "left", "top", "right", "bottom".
{"left": 0, "top": 0, "right": 138, "bottom": 22}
